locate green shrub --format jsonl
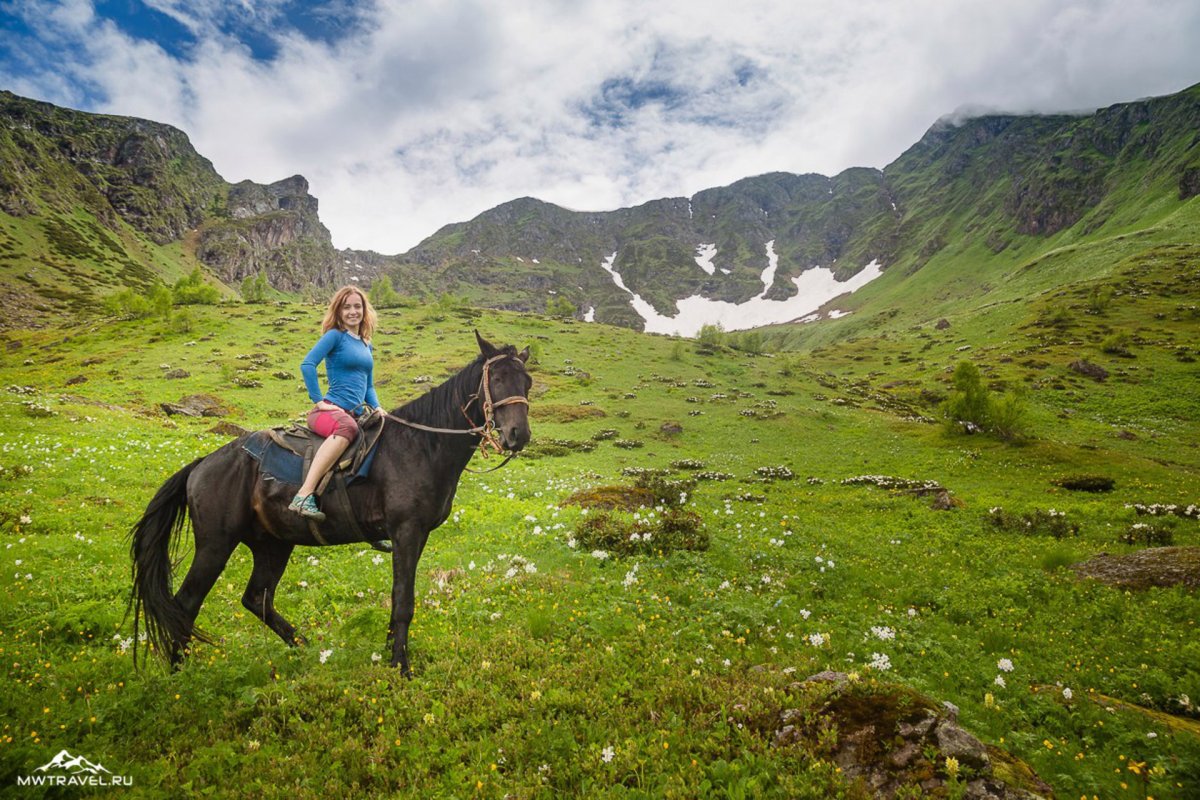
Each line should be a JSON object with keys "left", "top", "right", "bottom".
{"left": 173, "top": 267, "right": 220, "bottom": 305}
{"left": 573, "top": 508, "right": 708, "bottom": 557}
{"left": 171, "top": 307, "right": 197, "bottom": 333}
{"left": 103, "top": 288, "right": 152, "bottom": 318}
{"left": 149, "top": 284, "right": 173, "bottom": 318}
{"left": 241, "top": 273, "right": 270, "bottom": 303}
{"left": 697, "top": 323, "right": 725, "bottom": 350}
{"left": 369, "top": 276, "right": 401, "bottom": 308}
{"left": 1087, "top": 285, "right": 1113, "bottom": 315}
{"left": 1101, "top": 332, "right": 1132, "bottom": 356}
{"left": 943, "top": 361, "right": 990, "bottom": 430}
{"left": 943, "top": 361, "right": 1031, "bottom": 442}
{"left": 988, "top": 389, "right": 1030, "bottom": 443}
{"left": 546, "top": 295, "right": 576, "bottom": 318}
{"left": 1054, "top": 475, "right": 1115, "bottom": 492}
{"left": 988, "top": 507, "right": 1079, "bottom": 538}
{"left": 732, "top": 330, "right": 765, "bottom": 355}
{"left": 1121, "top": 521, "right": 1175, "bottom": 546}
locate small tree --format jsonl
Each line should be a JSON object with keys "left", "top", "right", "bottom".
{"left": 173, "top": 267, "right": 220, "bottom": 305}
{"left": 104, "top": 289, "right": 152, "bottom": 319}
{"left": 369, "top": 276, "right": 401, "bottom": 308}
{"left": 943, "top": 360, "right": 1030, "bottom": 442}
{"left": 732, "top": 330, "right": 765, "bottom": 355}
{"left": 148, "top": 284, "right": 173, "bottom": 318}
{"left": 241, "top": 272, "right": 269, "bottom": 303}
{"left": 546, "top": 295, "right": 576, "bottom": 318}
{"left": 696, "top": 323, "right": 725, "bottom": 349}
{"left": 944, "top": 361, "right": 990, "bottom": 430}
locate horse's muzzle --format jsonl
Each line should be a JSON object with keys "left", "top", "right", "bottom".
{"left": 500, "top": 423, "right": 531, "bottom": 452}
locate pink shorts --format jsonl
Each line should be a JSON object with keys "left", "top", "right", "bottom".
{"left": 307, "top": 406, "right": 360, "bottom": 442}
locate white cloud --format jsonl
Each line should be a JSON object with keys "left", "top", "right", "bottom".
{"left": 3, "top": 0, "right": 1199, "bottom": 252}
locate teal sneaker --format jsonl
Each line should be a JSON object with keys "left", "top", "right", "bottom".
{"left": 288, "top": 494, "right": 326, "bottom": 522}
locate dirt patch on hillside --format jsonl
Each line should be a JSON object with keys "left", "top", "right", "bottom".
{"left": 1071, "top": 546, "right": 1200, "bottom": 590}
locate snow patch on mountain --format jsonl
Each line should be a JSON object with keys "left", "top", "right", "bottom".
{"left": 596, "top": 248, "right": 884, "bottom": 337}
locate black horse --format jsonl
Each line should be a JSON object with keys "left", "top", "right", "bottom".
{"left": 129, "top": 332, "right": 532, "bottom": 676}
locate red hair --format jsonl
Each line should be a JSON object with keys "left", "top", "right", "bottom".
{"left": 320, "top": 286, "right": 377, "bottom": 343}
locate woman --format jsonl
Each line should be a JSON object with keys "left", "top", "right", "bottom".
{"left": 289, "top": 285, "right": 382, "bottom": 521}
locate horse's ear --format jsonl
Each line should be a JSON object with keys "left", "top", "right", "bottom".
{"left": 516, "top": 347, "right": 530, "bottom": 363}
{"left": 475, "top": 330, "right": 498, "bottom": 357}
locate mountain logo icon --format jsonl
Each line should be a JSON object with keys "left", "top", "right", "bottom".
{"left": 34, "top": 749, "right": 112, "bottom": 775}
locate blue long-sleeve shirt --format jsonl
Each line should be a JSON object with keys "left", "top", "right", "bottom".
{"left": 300, "top": 329, "right": 380, "bottom": 414}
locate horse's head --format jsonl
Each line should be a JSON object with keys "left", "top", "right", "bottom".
{"left": 476, "top": 331, "right": 532, "bottom": 452}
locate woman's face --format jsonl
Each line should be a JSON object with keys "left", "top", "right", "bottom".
{"left": 340, "top": 293, "right": 364, "bottom": 330}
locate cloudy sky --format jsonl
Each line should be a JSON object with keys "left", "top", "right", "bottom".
{"left": 2, "top": 0, "right": 1199, "bottom": 254}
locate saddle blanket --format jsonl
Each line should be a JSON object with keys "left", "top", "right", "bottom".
{"left": 242, "top": 430, "right": 377, "bottom": 487}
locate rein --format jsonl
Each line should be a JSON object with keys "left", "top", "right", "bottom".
{"left": 381, "top": 353, "right": 529, "bottom": 471}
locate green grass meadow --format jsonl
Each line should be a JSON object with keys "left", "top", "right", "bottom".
{"left": 1, "top": 252, "right": 1198, "bottom": 797}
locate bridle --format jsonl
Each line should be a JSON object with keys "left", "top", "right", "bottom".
{"left": 381, "top": 353, "right": 530, "bottom": 467}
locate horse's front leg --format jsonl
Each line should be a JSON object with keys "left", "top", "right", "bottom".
{"left": 387, "top": 524, "right": 429, "bottom": 677}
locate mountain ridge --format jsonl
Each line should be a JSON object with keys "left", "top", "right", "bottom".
{"left": 1, "top": 82, "right": 1198, "bottom": 334}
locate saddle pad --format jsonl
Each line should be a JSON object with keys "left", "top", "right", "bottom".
{"left": 242, "top": 431, "right": 377, "bottom": 486}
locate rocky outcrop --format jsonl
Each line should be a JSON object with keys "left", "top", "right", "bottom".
{"left": 773, "top": 672, "right": 1053, "bottom": 799}
{"left": 1071, "top": 546, "right": 1200, "bottom": 590}
{"left": 195, "top": 176, "right": 346, "bottom": 291}
{"left": 0, "top": 91, "right": 225, "bottom": 243}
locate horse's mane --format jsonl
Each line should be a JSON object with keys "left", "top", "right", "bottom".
{"left": 390, "top": 344, "right": 521, "bottom": 433}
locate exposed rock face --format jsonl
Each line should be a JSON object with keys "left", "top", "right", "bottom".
{"left": 0, "top": 91, "right": 225, "bottom": 243}
{"left": 1181, "top": 166, "right": 1200, "bottom": 200}
{"left": 195, "top": 176, "right": 345, "bottom": 291}
{"left": 0, "top": 91, "right": 375, "bottom": 299}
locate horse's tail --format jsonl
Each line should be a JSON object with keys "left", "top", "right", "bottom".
{"left": 127, "top": 457, "right": 208, "bottom": 667}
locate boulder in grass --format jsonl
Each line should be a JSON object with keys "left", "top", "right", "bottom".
{"left": 1071, "top": 546, "right": 1200, "bottom": 590}
{"left": 207, "top": 421, "right": 250, "bottom": 437}
{"left": 771, "top": 673, "right": 1051, "bottom": 799}
{"left": 161, "top": 393, "right": 232, "bottom": 418}
{"left": 1068, "top": 359, "right": 1108, "bottom": 381}
{"left": 164, "top": 368, "right": 191, "bottom": 379}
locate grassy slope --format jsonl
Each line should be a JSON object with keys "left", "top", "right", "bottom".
{"left": 0, "top": 259, "right": 1197, "bottom": 797}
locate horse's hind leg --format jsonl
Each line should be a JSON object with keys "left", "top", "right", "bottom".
{"left": 242, "top": 537, "right": 305, "bottom": 647}
{"left": 171, "top": 534, "right": 240, "bottom": 664}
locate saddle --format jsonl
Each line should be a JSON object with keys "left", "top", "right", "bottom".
{"left": 242, "top": 409, "right": 386, "bottom": 545}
